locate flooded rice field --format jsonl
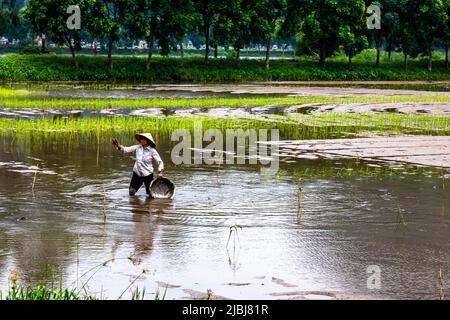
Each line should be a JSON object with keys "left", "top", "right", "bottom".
{"left": 1, "top": 81, "right": 450, "bottom": 99}
{"left": 2, "top": 102, "right": 450, "bottom": 121}
{"left": 0, "top": 134, "right": 448, "bottom": 300}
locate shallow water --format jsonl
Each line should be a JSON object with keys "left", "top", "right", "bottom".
{"left": 0, "top": 106, "right": 291, "bottom": 120}
{"left": 0, "top": 83, "right": 287, "bottom": 99}
{"left": 0, "top": 135, "right": 448, "bottom": 299}
{"left": 1, "top": 82, "right": 449, "bottom": 100}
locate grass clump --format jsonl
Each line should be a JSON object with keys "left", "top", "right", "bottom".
{"left": 1, "top": 268, "right": 96, "bottom": 301}
{"left": 2, "top": 283, "right": 96, "bottom": 300}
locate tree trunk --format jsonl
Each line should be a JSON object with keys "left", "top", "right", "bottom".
{"left": 375, "top": 46, "right": 381, "bottom": 67}
{"left": 93, "top": 42, "right": 98, "bottom": 55}
{"left": 236, "top": 47, "right": 240, "bottom": 67}
{"left": 41, "top": 34, "right": 46, "bottom": 52}
{"left": 445, "top": 44, "right": 448, "bottom": 70}
{"left": 107, "top": 34, "right": 113, "bottom": 70}
{"left": 146, "top": 32, "right": 154, "bottom": 71}
{"left": 319, "top": 43, "right": 326, "bottom": 65}
{"left": 180, "top": 42, "right": 184, "bottom": 58}
{"left": 348, "top": 55, "right": 352, "bottom": 68}
{"left": 404, "top": 52, "right": 409, "bottom": 71}
{"left": 203, "top": 15, "right": 210, "bottom": 66}
{"left": 214, "top": 44, "right": 218, "bottom": 59}
{"left": 428, "top": 46, "right": 432, "bottom": 72}
{"left": 66, "top": 36, "right": 79, "bottom": 69}
{"left": 388, "top": 49, "right": 392, "bottom": 61}
{"left": 265, "top": 40, "right": 271, "bottom": 69}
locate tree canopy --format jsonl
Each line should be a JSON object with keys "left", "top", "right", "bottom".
{"left": 0, "top": 0, "right": 447, "bottom": 70}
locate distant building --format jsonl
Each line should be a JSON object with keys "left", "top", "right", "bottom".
{"left": 0, "top": 37, "right": 9, "bottom": 46}
{"left": 138, "top": 40, "right": 147, "bottom": 49}
{"left": 35, "top": 35, "right": 45, "bottom": 47}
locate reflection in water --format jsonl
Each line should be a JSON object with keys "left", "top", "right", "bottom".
{"left": 119, "top": 197, "right": 169, "bottom": 263}
{"left": 227, "top": 247, "right": 242, "bottom": 273}
{"left": 0, "top": 134, "right": 449, "bottom": 299}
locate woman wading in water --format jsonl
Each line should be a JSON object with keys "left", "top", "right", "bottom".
{"left": 113, "top": 133, "right": 164, "bottom": 196}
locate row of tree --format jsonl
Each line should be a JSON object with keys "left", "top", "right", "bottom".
{"left": 1, "top": 0, "right": 449, "bottom": 71}
{"left": 289, "top": 0, "right": 449, "bottom": 70}
{"left": 0, "top": 0, "right": 26, "bottom": 40}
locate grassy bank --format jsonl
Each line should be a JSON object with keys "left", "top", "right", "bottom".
{"left": 1, "top": 94, "right": 450, "bottom": 110}
{"left": 0, "top": 50, "right": 449, "bottom": 82}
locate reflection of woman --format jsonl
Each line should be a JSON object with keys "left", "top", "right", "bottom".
{"left": 113, "top": 133, "right": 164, "bottom": 196}
{"left": 129, "top": 197, "right": 168, "bottom": 260}
{"left": 130, "top": 197, "right": 155, "bottom": 259}
{"left": 111, "top": 197, "right": 158, "bottom": 262}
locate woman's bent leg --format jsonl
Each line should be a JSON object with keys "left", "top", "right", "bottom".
{"left": 143, "top": 173, "right": 154, "bottom": 196}
{"left": 129, "top": 172, "right": 144, "bottom": 196}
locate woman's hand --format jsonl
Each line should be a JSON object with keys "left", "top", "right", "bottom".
{"left": 112, "top": 139, "right": 121, "bottom": 150}
{"left": 158, "top": 170, "right": 165, "bottom": 177}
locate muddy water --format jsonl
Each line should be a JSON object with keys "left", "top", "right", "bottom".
{"left": 1, "top": 83, "right": 286, "bottom": 99}
{"left": 3, "top": 101, "right": 450, "bottom": 121}
{"left": 0, "top": 134, "right": 448, "bottom": 300}
{"left": 2, "top": 82, "right": 450, "bottom": 99}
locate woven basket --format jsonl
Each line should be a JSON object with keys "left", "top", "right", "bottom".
{"left": 149, "top": 177, "right": 175, "bottom": 199}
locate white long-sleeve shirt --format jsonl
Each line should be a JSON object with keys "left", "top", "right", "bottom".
{"left": 120, "top": 145, "right": 164, "bottom": 177}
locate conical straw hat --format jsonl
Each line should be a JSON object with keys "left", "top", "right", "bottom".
{"left": 135, "top": 133, "right": 156, "bottom": 147}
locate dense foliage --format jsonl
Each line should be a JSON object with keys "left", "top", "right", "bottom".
{"left": 0, "top": 0, "right": 449, "bottom": 72}
{"left": 0, "top": 51, "right": 448, "bottom": 81}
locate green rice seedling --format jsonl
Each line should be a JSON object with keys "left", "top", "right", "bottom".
{"left": 396, "top": 206, "right": 408, "bottom": 235}
{"left": 227, "top": 224, "right": 242, "bottom": 249}
{"left": 127, "top": 253, "right": 142, "bottom": 265}
{"left": 154, "top": 285, "right": 168, "bottom": 300}
{"left": 438, "top": 268, "right": 445, "bottom": 300}
{"left": 297, "top": 180, "right": 303, "bottom": 221}
{"left": 31, "top": 165, "right": 38, "bottom": 196}
{"left": 441, "top": 168, "right": 446, "bottom": 191}
{"left": 0, "top": 112, "right": 448, "bottom": 140}
{"left": 1, "top": 95, "right": 450, "bottom": 110}
{"left": 117, "top": 269, "right": 148, "bottom": 300}
{"left": 69, "top": 257, "right": 146, "bottom": 298}
{"left": 131, "top": 286, "right": 146, "bottom": 300}
{"left": 102, "top": 184, "right": 107, "bottom": 222}
{"left": 74, "top": 259, "right": 117, "bottom": 296}
{"left": 285, "top": 112, "right": 450, "bottom": 136}
{"left": 76, "top": 234, "right": 80, "bottom": 291}
{"left": 206, "top": 289, "right": 213, "bottom": 300}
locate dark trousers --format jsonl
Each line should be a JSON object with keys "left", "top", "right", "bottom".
{"left": 129, "top": 172, "right": 154, "bottom": 196}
